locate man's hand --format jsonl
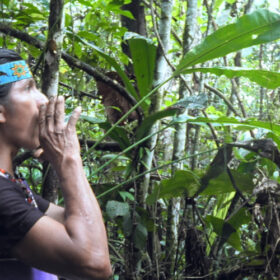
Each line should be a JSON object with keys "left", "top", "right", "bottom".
{"left": 38, "top": 96, "right": 81, "bottom": 172}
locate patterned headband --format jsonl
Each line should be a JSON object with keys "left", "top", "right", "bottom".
{"left": 0, "top": 60, "right": 33, "bottom": 85}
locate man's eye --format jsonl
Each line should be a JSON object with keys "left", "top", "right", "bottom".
{"left": 25, "top": 83, "right": 33, "bottom": 91}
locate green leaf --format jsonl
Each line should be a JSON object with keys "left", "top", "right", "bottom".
{"left": 206, "top": 215, "right": 242, "bottom": 250}
{"left": 77, "top": 0, "right": 92, "bottom": 6}
{"left": 214, "top": 0, "right": 225, "bottom": 10}
{"left": 197, "top": 146, "right": 233, "bottom": 196}
{"left": 135, "top": 108, "right": 178, "bottom": 140}
{"left": 173, "top": 116, "right": 280, "bottom": 136}
{"left": 172, "top": 94, "right": 208, "bottom": 110}
{"left": 119, "top": 191, "right": 134, "bottom": 201}
{"left": 146, "top": 170, "right": 199, "bottom": 205}
{"left": 125, "top": 32, "right": 157, "bottom": 99}
{"left": 175, "top": 9, "right": 280, "bottom": 72}
{"left": 228, "top": 208, "right": 251, "bottom": 230}
{"left": 267, "top": 132, "right": 280, "bottom": 150}
{"left": 80, "top": 115, "right": 106, "bottom": 124}
{"left": 200, "top": 170, "right": 254, "bottom": 195}
{"left": 182, "top": 67, "right": 280, "bottom": 89}
{"left": 99, "top": 122, "right": 131, "bottom": 150}
{"left": 106, "top": 200, "right": 130, "bottom": 219}
{"left": 77, "top": 31, "right": 98, "bottom": 42}
{"left": 213, "top": 192, "right": 236, "bottom": 219}
{"left": 133, "top": 223, "right": 148, "bottom": 250}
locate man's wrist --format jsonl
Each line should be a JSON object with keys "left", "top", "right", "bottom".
{"left": 54, "top": 154, "right": 84, "bottom": 181}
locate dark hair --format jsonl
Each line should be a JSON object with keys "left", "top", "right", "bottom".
{"left": 0, "top": 48, "right": 23, "bottom": 104}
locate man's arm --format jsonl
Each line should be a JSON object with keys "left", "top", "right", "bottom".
{"left": 45, "top": 202, "right": 65, "bottom": 224}
{"left": 11, "top": 97, "right": 112, "bottom": 280}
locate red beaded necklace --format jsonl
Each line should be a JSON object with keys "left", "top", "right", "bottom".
{"left": 0, "top": 168, "right": 38, "bottom": 208}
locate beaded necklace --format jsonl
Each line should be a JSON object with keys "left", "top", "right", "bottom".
{"left": 0, "top": 168, "right": 38, "bottom": 208}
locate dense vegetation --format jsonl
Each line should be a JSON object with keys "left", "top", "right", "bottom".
{"left": 2, "top": 0, "right": 280, "bottom": 279}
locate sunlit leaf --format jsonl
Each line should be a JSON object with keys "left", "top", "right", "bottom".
{"left": 175, "top": 9, "right": 280, "bottom": 73}
{"left": 181, "top": 67, "right": 280, "bottom": 89}
{"left": 125, "top": 32, "right": 157, "bottom": 107}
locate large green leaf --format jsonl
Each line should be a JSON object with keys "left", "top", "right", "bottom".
{"left": 173, "top": 116, "right": 280, "bottom": 136}
{"left": 206, "top": 215, "right": 242, "bottom": 251}
{"left": 182, "top": 67, "right": 280, "bottom": 89}
{"left": 99, "top": 122, "right": 131, "bottom": 150}
{"left": 135, "top": 108, "right": 178, "bottom": 140}
{"left": 136, "top": 94, "right": 208, "bottom": 141}
{"left": 175, "top": 9, "right": 280, "bottom": 72}
{"left": 80, "top": 115, "right": 131, "bottom": 150}
{"left": 125, "top": 32, "right": 157, "bottom": 100}
{"left": 146, "top": 170, "right": 199, "bottom": 205}
{"left": 200, "top": 170, "right": 254, "bottom": 195}
{"left": 133, "top": 223, "right": 148, "bottom": 250}
{"left": 228, "top": 208, "right": 251, "bottom": 230}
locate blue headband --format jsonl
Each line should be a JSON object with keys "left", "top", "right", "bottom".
{"left": 0, "top": 60, "right": 33, "bottom": 85}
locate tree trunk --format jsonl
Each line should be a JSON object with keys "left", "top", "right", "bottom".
{"left": 121, "top": 0, "right": 146, "bottom": 37}
{"left": 167, "top": 0, "right": 198, "bottom": 278}
{"left": 41, "top": 0, "right": 64, "bottom": 203}
{"left": 137, "top": 0, "right": 173, "bottom": 278}
{"left": 140, "top": 0, "right": 173, "bottom": 208}
{"left": 121, "top": 0, "right": 147, "bottom": 73}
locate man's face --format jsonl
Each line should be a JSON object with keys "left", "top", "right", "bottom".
{"left": 2, "top": 78, "right": 48, "bottom": 151}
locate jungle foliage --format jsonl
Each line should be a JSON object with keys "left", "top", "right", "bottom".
{"left": 2, "top": 0, "right": 280, "bottom": 279}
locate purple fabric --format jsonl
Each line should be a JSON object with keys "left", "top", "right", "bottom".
{"left": 32, "top": 267, "right": 58, "bottom": 280}
{"left": 0, "top": 259, "right": 58, "bottom": 280}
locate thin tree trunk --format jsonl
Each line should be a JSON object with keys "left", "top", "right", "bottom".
{"left": 121, "top": 0, "right": 147, "bottom": 73}
{"left": 138, "top": 0, "right": 173, "bottom": 278}
{"left": 139, "top": 0, "right": 173, "bottom": 208}
{"left": 165, "top": 0, "right": 198, "bottom": 278}
{"left": 41, "top": 0, "right": 64, "bottom": 203}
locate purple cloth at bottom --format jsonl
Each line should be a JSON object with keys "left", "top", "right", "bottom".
{"left": 0, "top": 259, "right": 58, "bottom": 280}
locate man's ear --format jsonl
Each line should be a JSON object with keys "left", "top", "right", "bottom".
{"left": 0, "top": 105, "right": 6, "bottom": 123}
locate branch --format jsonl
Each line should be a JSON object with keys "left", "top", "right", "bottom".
{"left": 13, "top": 140, "right": 121, "bottom": 166}
{"left": 59, "top": 81, "right": 100, "bottom": 100}
{"left": 204, "top": 83, "right": 241, "bottom": 116}
{"left": 228, "top": 139, "right": 280, "bottom": 168}
{"left": 0, "top": 24, "right": 143, "bottom": 118}
{"left": 79, "top": 139, "right": 121, "bottom": 152}
{"left": 202, "top": 109, "right": 220, "bottom": 148}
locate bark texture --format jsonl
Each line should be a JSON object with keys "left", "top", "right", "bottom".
{"left": 41, "top": 0, "right": 64, "bottom": 203}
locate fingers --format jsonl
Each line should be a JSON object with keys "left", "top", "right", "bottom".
{"left": 46, "top": 96, "right": 55, "bottom": 131}
{"left": 39, "top": 103, "right": 47, "bottom": 133}
{"left": 54, "top": 96, "right": 65, "bottom": 132}
{"left": 32, "top": 148, "right": 45, "bottom": 162}
{"left": 39, "top": 95, "right": 81, "bottom": 135}
{"left": 33, "top": 148, "right": 44, "bottom": 158}
{"left": 67, "top": 106, "right": 81, "bottom": 131}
